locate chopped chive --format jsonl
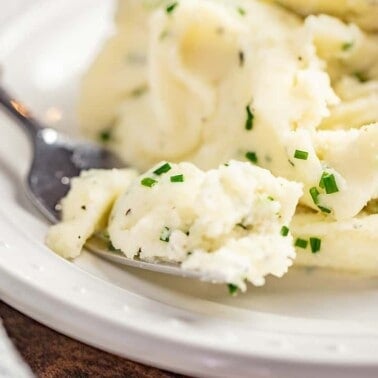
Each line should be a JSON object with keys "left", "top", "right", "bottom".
{"left": 310, "top": 237, "right": 321, "bottom": 253}
{"left": 245, "top": 151, "right": 258, "bottom": 164}
{"left": 98, "top": 129, "right": 112, "bottom": 143}
{"left": 295, "top": 238, "right": 308, "bottom": 249}
{"left": 245, "top": 105, "right": 254, "bottom": 130}
{"left": 319, "top": 172, "right": 339, "bottom": 194}
{"left": 170, "top": 174, "right": 184, "bottom": 183}
{"left": 160, "top": 227, "right": 171, "bottom": 242}
{"left": 227, "top": 283, "right": 239, "bottom": 296}
{"left": 267, "top": 196, "right": 274, "bottom": 201}
{"left": 294, "top": 150, "right": 309, "bottom": 160}
{"left": 309, "top": 187, "right": 320, "bottom": 205}
{"left": 280, "top": 226, "right": 289, "bottom": 237}
{"left": 141, "top": 177, "right": 157, "bottom": 188}
{"left": 341, "top": 41, "right": 354, "bottom": 51}
{"left": 318, "top": 205, "right": 331, "bottom": 214}
{"left": 166, "top": 2, "right": 178, "bottom": 13}
{"left": 153, "top": 162, "right": 172, "bottom": 176}
{"left": 325, "top": 176, "right": 339, "bottom": 193}
{"left": 319, "top": 173, "right": 325, "bottom": 189}
{"left": 237, "top": 7, "right": 246, "bottom": 15}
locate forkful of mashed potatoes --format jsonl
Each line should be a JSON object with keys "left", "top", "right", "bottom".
{"left": 46, "top": 162, "right": 302, "bottom": 292}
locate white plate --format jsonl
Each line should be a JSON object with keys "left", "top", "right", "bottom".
{"left": 1, "top": 1, "right": 378, "bottom": 377}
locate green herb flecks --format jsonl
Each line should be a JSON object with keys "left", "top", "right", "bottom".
{"left": 170, "top": 174, "right": 184, "bottom": 183}
{"left": 319, "top": 172, "right": 339, "bottom": 194}
{"left": 280, "top": 226, "right": 289, "bottom": 237}
{"left": 153, "top": 162, "right": 172, "bottom": 176}
{"left": 166, "top": 2, "right": 178, "bottom": 14}
{"left": 227, "top": 283, "right": 239, "bottom": 296}
{"left": 309, "top": 187, "right": 320, "bottom": 205}
{"left": 98, "top": 129, "right": 112, "bottom": 143}
{"left": 294, "top": 149, "right": 309, "bottom": 160}
{"left": 245, "top": 151, "right": 258, "bottom": 164}
{"left": 310, "top": 237, "right": 321, "bottom": 253}
{"left": 318, "top": 205, "right": 331, "bottom": 214}
{"left": 295, "top": 238, "right": 308, "bottom": 249}
{"left": 310, "top": 182, "right": 333, "bottom": 214}
{"left": 245, "top": 105, "right": 254, "bottom": 130}
{"left": 141, "top": 177, "right": 157, "bottom": 188}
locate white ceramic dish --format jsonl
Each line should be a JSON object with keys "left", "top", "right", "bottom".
{"left": 1, "top": 1, "right": 378, "bottom": 377}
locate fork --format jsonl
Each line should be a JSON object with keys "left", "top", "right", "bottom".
{"left": 0, "top": 86, "right": 210, "bottom": 280}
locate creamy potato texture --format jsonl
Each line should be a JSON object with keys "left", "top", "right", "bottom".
{"left": 109, "top": 161, "right": 302, "bottom": 289}
{"left": 79, "top": 0, "right": 378, "bottom": 221}
{"left": 49, "top": 0, "right": 378, "bottom": 279}
{"left": 47, "top": 161, "right": 302, "bottom": 289}
{"left": 270, "top": 0, "right": 378, "bottom": 32}
{"left": 292, "top": 210, "right": 378, "bottom": 274}
{"left": 46, "top": 169, "right": 137, "bottom": 258}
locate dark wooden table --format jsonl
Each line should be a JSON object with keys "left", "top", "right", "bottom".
{"left": 0, "top": 301, "right": 184, "bottom": 378}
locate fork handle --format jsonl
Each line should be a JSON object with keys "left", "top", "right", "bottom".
{"left": 0, "top": 85, "right": 43, "bottom": 139}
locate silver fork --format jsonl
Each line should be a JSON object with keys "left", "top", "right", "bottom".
{"left": 0, "top": 86, "right": 212, "bottom": 281}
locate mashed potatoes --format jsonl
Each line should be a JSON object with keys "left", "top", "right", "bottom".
{"left": 46, "top": 169, "right": 137, "bottom": 258}
{"left": 47, "top": 0, "right": 378, "bottom": 281}
{"left": 47, "top": 161, "right": 302, "bottom": 289}
{"left": 293, "top": 210, "right": 378, "bottom": 274}
{"left": 79, "top": 0, "right": 378, "bottom": 220}
{"left": 270, "top": 0, "right": 378, "bottom": 32}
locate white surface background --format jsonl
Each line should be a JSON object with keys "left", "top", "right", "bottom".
{"left": 0, "top": 0, "right": 30, "bottom": 24}
{"left": 0, "top": 0, "right": 40, "bottom": 20}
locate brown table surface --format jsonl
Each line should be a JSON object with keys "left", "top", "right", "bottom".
{"left": 0, "top": 301, "right": 186, "bottom": 378}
